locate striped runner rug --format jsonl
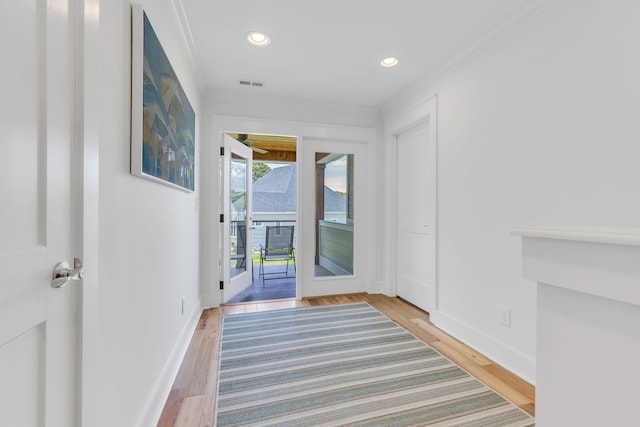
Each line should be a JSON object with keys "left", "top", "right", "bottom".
{"left": 216, "top": 303, "right": 535, "bottom": 427}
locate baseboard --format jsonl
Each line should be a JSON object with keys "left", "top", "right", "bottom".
{"left": 136, "top": 298, "right": 203, "bottom": 427}
{"left": 430, "top": 310, "right": 536, "bottom": 385}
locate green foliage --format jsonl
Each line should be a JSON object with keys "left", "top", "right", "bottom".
{"left": 252, "top": 162, "right": 272, "bottom": 182}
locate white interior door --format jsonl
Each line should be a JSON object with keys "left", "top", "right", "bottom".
{"left": 222, "top": 134, "right": 253, "bottom": 302}
{"left": 396, "top": 121, "right": 436, "bottom": 313}
{"left": 0, "top": 1, "right": 79, "bottom": 426}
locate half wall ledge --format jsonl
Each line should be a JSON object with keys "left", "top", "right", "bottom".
{"left": 515, "top": 226, "right": 640, "bottom": 427}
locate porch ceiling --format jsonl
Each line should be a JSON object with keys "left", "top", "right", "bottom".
{"left": 228, "top": 133, "right": 297, "bottom": 162}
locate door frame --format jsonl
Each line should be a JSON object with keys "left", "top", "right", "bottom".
{"left": 384, "top": 95, "right": 438, "bottom": 312}
{"left": 204, "top": 116, "right": 377, "bottom": 308}
{"left": 76, "top": 0, "right": 101, "bottom": 425}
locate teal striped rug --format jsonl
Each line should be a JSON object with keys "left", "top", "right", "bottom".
{"left": 216, "top": 303, "right": 534, "bottom": 427}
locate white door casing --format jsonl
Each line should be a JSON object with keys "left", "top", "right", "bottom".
{"left": 0, "top": 1, "right": 79, "bottom": 426}
{"left": 385, "top": 95, "right": 437, "bottom": 314}
{"left": 221, "top": 134, "right": 253, "bottom": 302}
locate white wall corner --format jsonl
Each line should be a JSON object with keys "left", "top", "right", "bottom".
{"left": 430, "top": 310, "right": 536, "bottom": 385}
{"left": 201, "top": 289, "right": 220, "bottom": 309}
{"left": 371, "top": 280, "right": 388, "bottom": 296}
{"left": 136, "top": 298, "right": 203, "bottom": 427}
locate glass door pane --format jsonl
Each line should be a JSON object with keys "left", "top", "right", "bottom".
{"left": 230, "top": 153, "right": 247, "bottom": 278}
{"left": 314, "top": 153, "right": 354, "bottom": 277}
{"left": 222, "top": 134, "right": 253, "bottom": 302}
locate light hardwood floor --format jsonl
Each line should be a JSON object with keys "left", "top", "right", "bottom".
{"left": 157, "top": 294, "right": 535, "bottom": 427}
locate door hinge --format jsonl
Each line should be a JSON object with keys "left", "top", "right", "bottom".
{"left": 219, "top": 214, "right": 224, "bottom": 223}
{"left": 219, "top": 280, "right": 224, "bottom": 290}
{"left": 220, "top": 147, "right": 224, "bottom": 156}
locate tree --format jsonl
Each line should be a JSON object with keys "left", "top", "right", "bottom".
{"left": 252, "top": 162, "right": 272, "bottom": 182}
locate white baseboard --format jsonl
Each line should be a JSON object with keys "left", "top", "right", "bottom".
{"left": 430, "top": 310, "right": 536, "bottom": 385}
{"left": 136, "top": 298, "right": 203, "bottom": 427}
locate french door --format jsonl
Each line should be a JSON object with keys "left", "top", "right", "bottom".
{"left": 221, "top": 134, "right": 253, "bottom": 302}
{"left": 300, "top": 137, "right": 370, "bottom": 297}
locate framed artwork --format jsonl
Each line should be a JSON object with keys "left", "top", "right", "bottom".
{"left": 131, "top": 4, "right": 195, "bottom": 192}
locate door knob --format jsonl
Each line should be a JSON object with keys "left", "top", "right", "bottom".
{"left": 52, "top": 258, "right": 85, "bottom": 288}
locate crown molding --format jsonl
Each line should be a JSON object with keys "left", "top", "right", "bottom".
{"left": 170, "top": 0, "right": 204, "bottom": 88}
{"left": 383, "top": 0, "right": 560, "bottom": 118}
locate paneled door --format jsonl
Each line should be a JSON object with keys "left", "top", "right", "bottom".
{"left": 396, "top": 121, "right": 436, "bottom": 313}
{"left": 221, "top": 134, "right": 253, "bottom": 302}
{"left": 0, "top": 2, "right": 79, "bottom": 426}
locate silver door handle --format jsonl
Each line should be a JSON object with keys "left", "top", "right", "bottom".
{"left": 52, "top": 258, "right": 85, "bottom": 288}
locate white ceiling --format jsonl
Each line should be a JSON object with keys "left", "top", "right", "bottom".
{"left": 181, "top": 0, "right": 538, "bottom": 108}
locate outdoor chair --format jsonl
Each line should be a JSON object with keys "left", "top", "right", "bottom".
{"left": 259, "top": 225, "right": 295, "bottom": 285}
{"left": 231, "top": 222, "right": 247, "bottom": 268}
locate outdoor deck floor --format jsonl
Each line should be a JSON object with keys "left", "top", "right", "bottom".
{"left": 226, "top": 263, "right": 334, "bottom": 303}
{"left": 226, "top": 264, "right": 296, "bottom": 303}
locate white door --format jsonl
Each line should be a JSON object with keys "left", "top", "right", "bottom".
{"left": 300, "top": 137, "right": 371, "bottom": 297}
{"left": 222, "top": 134, "right": 253, "bottom": 302}
{"left": 0, "top": 2, "right": 79, "bottom": 427}
{"left": 396, "top": 121, "right": 436, "bottom": 313}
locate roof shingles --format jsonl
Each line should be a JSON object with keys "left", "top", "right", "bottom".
{"left": 253, "top": 164, "right": 345, "bottom": 213}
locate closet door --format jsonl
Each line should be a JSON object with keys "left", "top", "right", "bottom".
{"left": 396, "top": 121, "right": 436, "bottom": 313}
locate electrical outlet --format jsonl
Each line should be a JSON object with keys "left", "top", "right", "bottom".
{"left": 181, "top": 297, "right": 185, "bottom": 315}
{"left": 499, "top": 305, "right": 511, "bottom": 327}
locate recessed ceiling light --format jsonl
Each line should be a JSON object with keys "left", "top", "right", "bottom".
{"left": 247, "top": 31, "right": 271, "bottom": 47}
{"left": 380, "top": 57, "right": 399, "bottom": 68}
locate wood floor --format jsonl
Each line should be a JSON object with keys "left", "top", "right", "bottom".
{"left": 157, "top": 294, "right": 535, "bottom": 427}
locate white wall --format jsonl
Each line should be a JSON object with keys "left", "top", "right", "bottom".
{"left": 384, "top": 0, "right": 640, "bottom": 383}
{"left": 206, "top": 89, "right": 381, "bottom": 129}
{"left": 98, "top": 1, "right": 202, "bottom": 426}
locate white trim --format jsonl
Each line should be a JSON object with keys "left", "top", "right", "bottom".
{"left": 170, "top": 0, "right": 200, "bottom": 71}
{"left": 383, "top": 94, "right": 437, "bottom": 132}
{"left": 78, "top": 0, "right": 101, "bottom": 425}
{"left": 513, "top": 226, "right": 640, "bottom": 247}
{"left": 519, "top": 235, "right": 640, "bottom": 308}
{"left": 431, "top": 310, "right": 536, "bottom": 385}
{"left": 137, "top": 299, "right": 203, "bottom": 427}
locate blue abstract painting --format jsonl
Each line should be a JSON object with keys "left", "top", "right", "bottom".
{"left": 140, "top": 12, "right": 195, "bottom": 191}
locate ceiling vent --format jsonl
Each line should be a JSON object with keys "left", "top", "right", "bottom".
{"left": 239, "top": 80, "right": 264, "bottom": 87}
